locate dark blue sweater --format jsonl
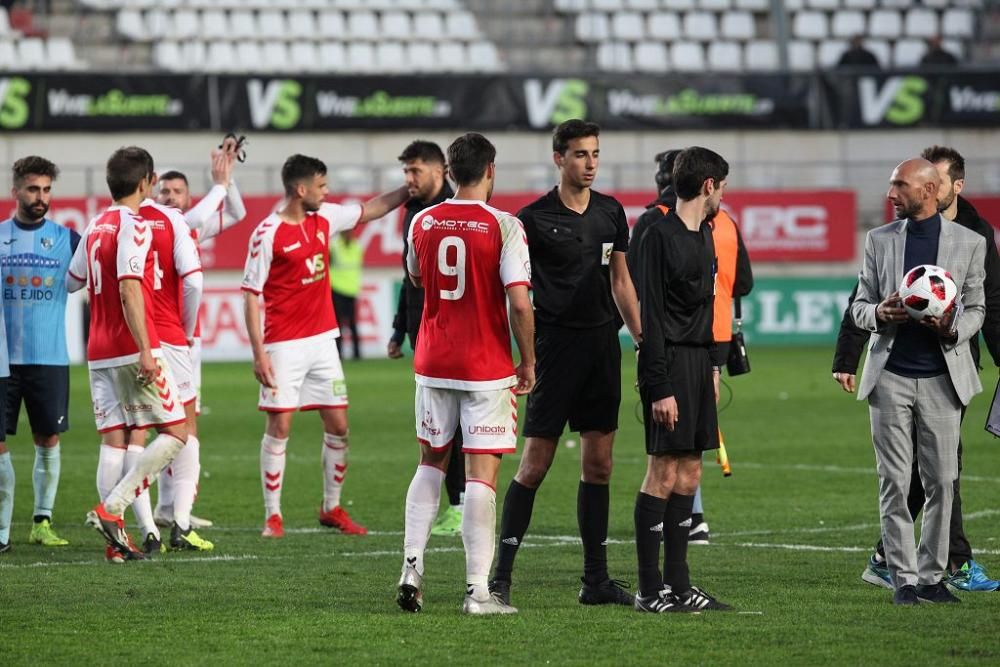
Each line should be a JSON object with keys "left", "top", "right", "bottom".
{"left": 886, "top": 214, "right": 948, "bottom": 377}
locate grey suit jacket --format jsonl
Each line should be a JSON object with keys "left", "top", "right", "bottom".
{"left": 851, "top": 214, "right": 986, "bottom": 405}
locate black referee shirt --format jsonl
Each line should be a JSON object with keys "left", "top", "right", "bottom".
{"left": 637, "top": 211, "right": 716, "bottom": 402}
{"left": 519, "top": 187, "right": 629, "bottom": 328}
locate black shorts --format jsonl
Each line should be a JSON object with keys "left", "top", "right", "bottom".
{"left": 641, "top": 346, "right": 718, "bottom": 455}
{"left": 5, "top": 365, "right": 70, "bottom": 436}
{"left": 523, "top": 321, "right": 622, "bottom": 438}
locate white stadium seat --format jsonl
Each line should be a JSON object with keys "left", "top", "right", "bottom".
{"left": 575, "top": 13, "right": 610, "bottom": 42}
{"left": 152, "top": 41, "right": 182, "bottom": 71}
{"left": 0, "top": 8, "right": 13, "bottom": 37}
{"left": 683, "top": 12, "right": 717, "bottom": 41}
{"left": 468, "top": 42, "right": 502, "bottom": 71}
{"left": 376, "top": 42, "right": 407, "bottom": 73}
{"left": 199, "top": 10, "right": 228, "bottom": 41}
{"left": 591, "top": 0, "right": 624, "bottom": 9}
{"left": 380, "top": 12, "right": 412, "bottom": 39}
{"left": 555, "top": 0, "right": 590, "bottom": 11}
{"left": 893, "top": 39, "right": 926, "bottom": 67}
{"left": 145, "top": 9, "right": 170, "bottom": 40}
{"left": 831, "top": 11, "right": 865, "bottom": 39}
{"left": 346, "top": 41, "right": 376, "bottom": 72}
{"left": 205, "top": 41, "right": 237, "bottom": 72}
{"left": 793, "top": 11, "right": 828, "bottom": 40}
{"left": 437, "top": 42, "right": 469, "bottom": 71}
{"left": 290, "top": 41, "right": 321, "bottom": 72}
{"left": 904, "top": 9, "right": 937, "bottom": 39}
{"left": 806, "top": 0, "right": 838, "bottom": 9}
{"left": 172, "top": 10, "right": 198, "bottom": 39}
{"left": 788, "top": 40, "right": 815, "bottom": 71}
{"left": 596, "top": 41, "right": 632, "bottom": 71}
{"left": 867, "top": 10, "right": 901, "bottom": 39}
{"left": 287, "top": 11, "right": 318, "bottom": 37}
{"left": 817, "top": 39, "right": 847, "bottom": 67}
{"left": 707, "top": 41, "right": 741, "bottom": 71}
{"left": 864, "top": 39, "right": 890, "bottom": 66}
{"left": 942, "top": 9, "right": 974, "bottom": 37}
{"left": 879, "top": 0, "right": 910, "bottom": 7}
{"left": 445, "top": 11, "right": 480, "bottom": 39}
{"left": 843, "top": 0, "right": 876, "bottom": 8}
{"left": 626, "top": 0, "right": 658, "bottom": 10}
{"left": 347, "top": 11, "right": 378, "bottom": 39}
{"left": 670, "top": 41, "right": 705, "bottom": 71}
{"left": 612, "top": 12, "right": 645, "bottom": 41}
{"left": 319, "top": 41, "right": 347, "bottom": 70}
{"left": 744, "top": 40, "right": 777, "bottom": 70}
{"left": 318, "top": 12, "right": 346, "bottom": 38}
{"left": 46, "top": 37, "right": 81, "bottom": 69}
{"left": 235, "top": 41, "right": 265, "bottom": 72}
{"left": 407, "top": 42, "right": 438, "bottom": 72}
{"left": 720, "top": 12, "right": 754, "bottom": 40}
{"left": 257, "top": 10, "right": 289, "bottom": 40}
{"left": 261, "top": 41, "right": 289, "bottom": 72}
{"left": 646, "top": 12, "right": 681, "bottom": 40}
{"left": 413, "top": 12, "right": 445, "bottom": 40}
{"left": 229, "top": 10, "right": 257, "bottom": 39}
{"left": 699, "top": 0, "right": 731, "bottom": 11}
{"left": 662, "top": 0, "right": 695, "bottom": 9}
{"left": 115, "top": 9, "right": 145, "bottom": 40}
{"left": 180, "top": 41, "right": 207, "bottom": 71}
{"left": 634, "top": 41, "right": 668, "bottom": 72}
{"left": 734, "top": 0, "right": 768, "bottom": 9}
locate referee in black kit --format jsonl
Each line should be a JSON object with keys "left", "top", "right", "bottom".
{"left": 489, "top": 119, "right": 642, "bottom": 607}
{"left": 632, "top": 146, "right": 732, "bottom": 613}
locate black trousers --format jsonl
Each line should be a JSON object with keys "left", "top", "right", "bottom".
{"left": 332, "top": 290, "right": 360, "bottom": 360}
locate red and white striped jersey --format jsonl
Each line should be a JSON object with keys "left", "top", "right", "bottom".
{"left": 139, "top": 199, "right": 202, "bottom": 347}
{"left": 68, "top": 206, "right": 160, "bottom": 369}
{"left": 407, "top": 199, "right": 531, "bottom": 390}
{"left": 241, "top": 202, "right": 363, "bottom": 344}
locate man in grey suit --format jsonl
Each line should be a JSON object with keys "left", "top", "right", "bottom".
{"left": 852, "top": 158, "right": 986, "bottom": 606}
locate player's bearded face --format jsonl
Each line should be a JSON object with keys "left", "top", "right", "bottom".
{"left": 403, "top": 160, "right": 442, "bottom": 202}
{"left": 14, "top": 175, "right": 52, "bottom": 221}
{"left": 157, "top": 179, "right": 190, "bottom": 210}
{"left": 302, "top": 175, "right": 328, "bottom": 212}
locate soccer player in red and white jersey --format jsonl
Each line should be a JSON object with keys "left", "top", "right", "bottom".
{"left": 396, "top": 133, "right": 535, "bottom": 615}
{"left": 242, "top": 154, "right": 408, "bottom": 538}
{"left": 153, "top": 144, "right": 246, "bottom": 531}
{"left": 67, "top": 147, "right": 188, "bottom": 562}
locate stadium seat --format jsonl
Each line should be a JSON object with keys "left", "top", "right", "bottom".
{"left": 257, "top": 10, "right": 288, "bottom": 40}
{"left": 596, "top": 41, "right": 632, "bottom": 71}
{"left": 145, "top": 9, "right": 171, "bottom": 40}
{"left": 864, "top": 39, "right": 890, "bottom": 66}
{"left": 720, "top": 12, "right": 754, "bottom": 40}
{"left": 699, "top": 0, "right": 731, "bottom": 11}
{"left": 903, "top": 9, "right": 937, "bottom": 38}
{"left": 290, "top": 41, "right": 321, "bottom": 72}
{"left": 575, "top": 13, "right": 610, "bottom": 41}
{"left": 115, "top": 9, "right": 145, "bottom": 40}
{"left": 867, "top": 10, "right": 901, "bottom": 39}
{"left": 235, "top": 41, "right": 265, "bottom": 72}
{"left": 805, "top": 0, "right": 838, "bottom": 9}
{"left": 437, "top": 42, "right": 469, "bottom": 71}
{"left": 843, "top": 0, "right": 876, "bottom": 8}
{"left": 555, "top": 0, "right": 590, "bottom": 11}
{"left": 205, "top": 41, "right": 237, "bottom": 72}
{"left": 347, "top": 41, "right": 376, "bottom": 72}
{"left": 670, "top": 41, "right": 705, "bottom": 71}
{"left": 181, "top": 40, "right": 207, "bottom": 71}
{"left": 424, "top": 0, "right": 459, "bottom": 8}
{"left": 744, "top": 40, "right": 778, "bottom": 70}
{"left": 199, "top": 10, "right": 228, "bottom": 41}
{"left": 792, "top": 11, "right": 828, "bottom": 40}
{"left": 468, "top": 42, "right": 503, "bottom": 71}
{"left": 817, "top": 39, "right": 847, "bottom": 67}
{"left": 893, "top": 38, "right": 926, "bottom": 67}
{"left": 376, "top": 42, "right": 407, "bottom": 73}
{"left": 171, "top": 9, "right": 198, "bottom": 39}
{"left": 788, "top": 40, "right": 815, "bottom": 71}
{"left": 942, "top": 9, "right": 974, "bottom": 37}
{"left": 258, "top": 41, "right": 288, "bottom": 72}
{"left": 879, "top": 0, "right": 910, "bottom": 7}
{"left": 347, "top": 11, "right": 378, "bottom": 39}
{"left": 445, "top": 11, "right": 480, "bottom": 39}
{"left": 591, "top": 0, "right": 624, "bottom": 10}
{"left": 783, "top": 0, "right": 804, "bottom": 9}
{"left": 646, "top": 12, "right": 681, "bottom": 40}
{"left": 318, "top": 12, "right": 346, "bottom": 38}
{"left": 662, "top": 0, "right": 695, "bottom": 9}
{"left": 626, "top": 0, "right": 658, "bottom": 10}
{"left": 831, "top": 11, "right": 865, "bottom": 39}
{"left": 683, "top": 12, "right": 717, "bottom": 41}
{"left": 152, "top": 40, "right": 182, "bottom": 71}
{"left": 229, "top": 10, "right": 257, "bottom": 39}
{"left": 944, "top": 40, "right": 964, "bottom": 59}
{"left": 612, "top": 12, "right": 645, "bottom": 41}
{"left": 921, "top": 0, "right": 950, "bottom": 7}
{"left": 0, "top": 8, "right": 12, "bottom": 37}
{"left": 634, "top": 41, "right": 669, "bottom": 72}
{"left": 319, "top": 41, "right": 347, "bottom": 70}
{"left": 46, "top": 37, "right": 81, "bottom": 70}
{"left": 413, "top": 12, "right": 445, "bottom": 40}
{"left": 734, "top": 0, "right": 768, "bottom": 9}
{"left": 287, "top": 10, "right": 318, "bottom": 36}
{"left": 707, "top": 41, "right": 741, "bottom": 71}
{"left": 380, "top": 12, "right": 412, "bottom": 39}
{"left": 407, "top": 42, "right": 438, "bottom": 72}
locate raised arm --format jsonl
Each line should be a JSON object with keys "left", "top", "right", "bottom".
{"left": 358, "top": 186, "right": 409, "bottom": 224}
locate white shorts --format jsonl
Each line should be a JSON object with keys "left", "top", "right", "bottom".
{"left": 259, "top": 331, "right": 348, "bottom": 412}
{"left": 415, "top": 385, "right": 518, "bottom": 454}
{"left": 89, "top": 358, "right": 186, "bottom": 433}
{"left": 190, "top": 337, "right": 203, "bottom": 414}
{"left": 162, "top": 343, "right": 196, "bottom": 405}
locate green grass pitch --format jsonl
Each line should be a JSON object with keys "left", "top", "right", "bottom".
{"left": 1, "top": 347, "right": 998, "bottom": 665}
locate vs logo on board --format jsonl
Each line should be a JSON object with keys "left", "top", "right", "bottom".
{"left": 857, "top": 76, "right": 927, "bottom": 126}
{"left": 247, "top": 79, "right": 302, "bottom": 130}
{"left": 523, "top": 79, "right": 589, "bottom": 129}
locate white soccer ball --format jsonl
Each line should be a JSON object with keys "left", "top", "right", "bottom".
{"left": 899, "top": 264, "right": 958, "bottom": 321}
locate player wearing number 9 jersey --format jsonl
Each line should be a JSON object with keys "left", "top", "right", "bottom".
{"left": 242, "top": 153, "right": 408, "bottom": 539}
{"left": 396, "top": 133, "right": 535, "bottom": 615}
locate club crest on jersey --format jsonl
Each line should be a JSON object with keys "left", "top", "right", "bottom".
{"left": 601, "top": 242, "right": 613, "bottom": 266}
{"left": 317, "top": 230, "right": 326, "bottom": 246}
{"left": 128, "top": 257, "right": 141, "bottom": 274}
{"left": 41, "top": 237, "right": 53, "bottom": 250}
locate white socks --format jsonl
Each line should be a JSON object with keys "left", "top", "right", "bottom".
{"left": 96, "top": 444, "right": 126, "bottom": 501}
{"left": 403, "top": 465, "right": 445, "bottom": 577}
{"left": 0, "top": 452, "right": 14, "bottom": 545}
{"left": 261, "top": 434, "right": 288, "bottom": 518}
{"left": 126, "top": 445, "right": 157, "bottom": 538}
{"left": 156, "top": 466, "right": 175, "bottom": 515}
{"left": 463, "top": 480, "right": 497, "bottom": 600}
{"left": 322, "top": 432, "right": 348, "bottom": 512}
{"left": 104, "top": 434, "right": 184, "bottom": 517}
{"left": 171, "top": 435, "right": 201, "bottom": 531}
{"left": 32, "top": 443, "right": 61, "bottom": 519}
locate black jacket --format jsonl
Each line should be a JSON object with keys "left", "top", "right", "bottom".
{"left": 832, "top": 196, "right": 1000, "bottom": 373}
{"left": 390, "top": 182, "right": 455, "bottom": 349}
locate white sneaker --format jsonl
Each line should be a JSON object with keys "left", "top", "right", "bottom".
{"left": 397, "top": 560, "right": 423, "bottom": 612}
{"left": 462, "top": 590, "right": 518, "bottom": 615}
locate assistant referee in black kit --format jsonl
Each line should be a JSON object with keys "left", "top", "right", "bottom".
{"left": 632, "top": 147, "right": 732, "bottom": 613}
{"left": 489, "top": 120, "right": 642, "bottom": 607}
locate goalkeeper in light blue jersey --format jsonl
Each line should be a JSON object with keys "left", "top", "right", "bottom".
{"left": 0, "top": 156, "right": 80, "bottom": 551}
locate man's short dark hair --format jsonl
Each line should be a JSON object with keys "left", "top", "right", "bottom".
{"left": 398, "top": 140, "right": 445, "bottom": 165}
{"left": 281, "top": 154, "right": 327, "bottom": 196}
{"left": 921, "top": 145, "right": 965, "bottom": 183}
{"left": 672, "top": 147, "right": 729, "bottom": 200}
{"left": 447, "top": 133, "right": 495, "bottom": 187}
{"left": 654, "top": 149, "right": 682, "bottom": 192}
{"left": 106, "top": 147, "right": 153, "bottom": 201}
{"left": 552, "top": 119, "right": 600, "bottom": 155}
{"left": 159, "top": 170, "right": 188, "bottom": 185}
{"left": 12, "top": 156, "right": 59, "bottom": 187}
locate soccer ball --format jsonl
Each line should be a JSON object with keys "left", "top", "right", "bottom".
{"left": 899, "top": 264, "right": 958, "bottom": 321}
